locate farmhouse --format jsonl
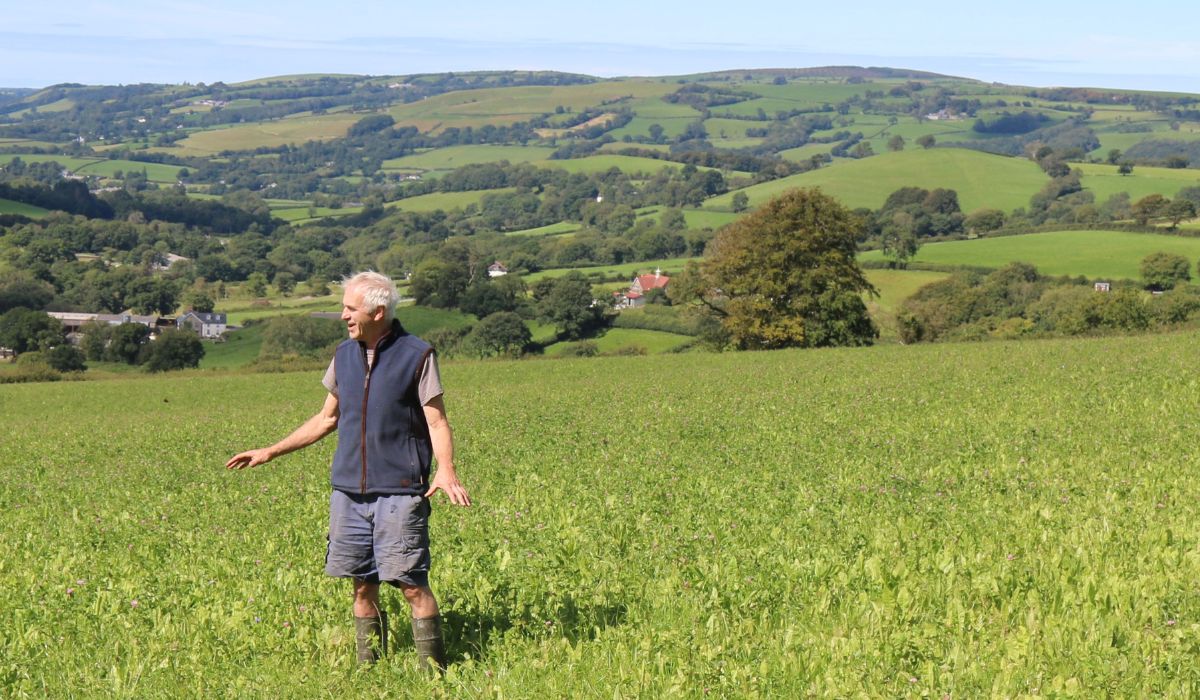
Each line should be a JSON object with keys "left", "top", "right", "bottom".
{"left": 48, "top": 311, "right": 167, "bottom": 335}
{"left": 177, "top": 311, "right": 227, "bottom": 339}
{"left": 487, "top": 261, "right": 509, "bottom": 277}
{"left": 616, "top": 269, "right": 670, "bottom": 308}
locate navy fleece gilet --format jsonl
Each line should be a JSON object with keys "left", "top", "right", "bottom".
{"left": 330, "top": 321, "right": 433, "bottom": 495}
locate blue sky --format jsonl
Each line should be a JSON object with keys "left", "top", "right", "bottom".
{"left": 3, "top": 0, "right": 1199, "bottom": 92}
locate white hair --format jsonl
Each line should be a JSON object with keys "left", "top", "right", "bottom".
{"left": 343, "top": 271, "right": 400, "bottom": 322}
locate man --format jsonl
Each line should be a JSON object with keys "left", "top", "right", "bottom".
{"left": 226, "top": 271, "right": 469, "bottom": 672}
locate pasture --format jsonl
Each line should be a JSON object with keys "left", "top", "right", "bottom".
{"left": 542, "top": 327, "right": 693, "bottom": 356}
{"left": 707, "top": 149, "right": 1048, "bottom": 213}
{"left": 859, "top": 229, "right": 1200, "bottom": 280}
{"left": 4, "top": 330, "right": 1200, "bottom": 695}
{"left": 385, "top": 188, "right": 517, "bottom": 213}
{"left": 0, "top": 198, "right": 49, "bottom": 218}
{"left": 381, "top": 145, "right": 557, "bottom": 174}
{"left": 1076, "top": 163, "right": 1200, "bottom": 203}
{"left": 166, "top": 113, "right": 363, "bottom": 155}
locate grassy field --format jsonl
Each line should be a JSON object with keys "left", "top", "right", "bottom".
{"left": 164, "top": 113, "right": 363, "bottom": 155}
{"left": 5, "top": 330, "right": 1200, "bottom": 695}
{"left": 525, "top": 256, "right": 698, "bottom": 283}
{"left": 73, "top": 159, "right": 183, "bottom": 183}
{"left": 862, "top": 269, "right": 952, "bottom": 342}
{"left": 200, "top": 324, "right": 265, "bottom": 369}
{"left": 533, "top": 155, "right": 710, "bottom": 176}
{"left": 381, "top": 145, "right": 558, "bottom": 173}
{"left": 386, "top": 81, "right": 676, "bottom": 134}
{"left": 543, "top": 327, "right": 693, "bottom": 356}
{"left": 505, "top": 221, "right": 581, "bottom": 237}
{"left": 385, "top": 188, "right": 517, "bottom": 213}
{"left": 1076, "top": 162, "right": 1200, "bottom": 203}
{"left": 860, "top": 229, "right": 1200, "bottom": 279}
{"left": 707, "top": 149, "right": 1048, "bottom": 214}
{"left": 0, "top": 198, "right": 49, "bottom": 218}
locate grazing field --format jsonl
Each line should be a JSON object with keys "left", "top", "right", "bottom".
{"left": 385, "top": 188, "right": 517, "bottom": 213}
{"left": 859, "top": 229, "right": 1200, "bottom": 279}
{"left": 504, "top": 221, "right": 581, "bottom": 237}
{"left": 0, "top": 198, "right": 49, "bottom": 218}
{"left": 525, "top": 256, "right": 698, "bottom": 283}
{"left": 73, "top": 159, "right": 184, "bottom": 183}
{"left": 166, "top": 113, "right": 363, "bottom": 155}
{"left": 533, "top": 155, "right": 706, "bottom": 176}
{"left": 1076, "top": 163, "right": 1200, "bottom": 203}
{"left": 381, "top": 145, "right": 557, "bottom": 173}
{"left": 543, "top": 327, "right": 693, "bottom": 356}
{"left": 707, "top": 149, "right": 1048, "bottom": 213}
{"left": 862, "top": 268, "right": 953, "bottom": 341}
{"left": 4, "top": 330, "right": 1200, "bottom": 695}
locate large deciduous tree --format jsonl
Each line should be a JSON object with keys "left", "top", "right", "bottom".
{"left": 675, "top": 188, "right": 877, "bottom": 349}
{"left": 1140, "top": 251, "right": 1191, "bottom": 291}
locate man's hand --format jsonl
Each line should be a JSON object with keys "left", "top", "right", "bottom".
{"left": 425, "top": 469, "right": 471, "bottom": 506}
{"left": 225, "top": 448, "right": 273, "bottom": 470}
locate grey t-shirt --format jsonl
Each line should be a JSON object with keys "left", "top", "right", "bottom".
{"left": 322, "top": 348, "right": 444, "bottom": 406}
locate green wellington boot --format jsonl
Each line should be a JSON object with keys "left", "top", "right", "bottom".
{"left": 411, "top": 615, "right": 447, "bottom": 676}
{"left": 354, "top": 612, "right": 388, "bottom": 664}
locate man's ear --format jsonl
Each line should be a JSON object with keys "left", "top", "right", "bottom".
{"left": 371, "top": 306, "right": 387, "bottom": 322}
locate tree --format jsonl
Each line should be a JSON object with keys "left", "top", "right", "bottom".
{"left": 260, "top": 316, "right": 345, "bottom": 358}
{"left": 1132, "top": 194, "right": 1169, "bottom": 225}
{"left": 410, "top": 258, "right": 469, "bottom": 309}
{"left": 680, "top": 188, "right": 878, "bottom": 349}
{"left": 647, "top": 124, "right": 665, "bottom": 143}
{"left": 125, "top": 276, "right": 179, "bottom": 315}
{"left": 144, "top": 329, "right": 205, "bottom": 372}
{"left": 850, "top": 141, "right": 874, "bottom": 158}
{"left": 0, "top": 272, "right": 55, "bottom": 313}
{"left": 274, "top": 271, "right": 297, "bottom": 296}
{"left": 964, "top": 208, "right": 1006, "bottom": 234}
{"left": 879, "top": 213, "right": 920, "bottom": 267}
{"left": 916, "top": 134, "right": 936, "bottom": 149}
{"left": 887, "top": 135, "right": 906, "bottom": 152}
{"left": 185, "top": 290, "right": 216, "bottom": 313}
{"left": 246, "top": 272, "right": 268, "bottom": 298}
{"left": 105, "top": 323, "right": 152, "bottom": 364}
{"left": 463, "top": 311, "right": 531, "bottom": 357}
{"left": 1106, "top": 148, "right": 1122, "bottom": 165}
{"left": 1117, "top": 162, "right": 1134, "bottom": 176}
{"left": 0, "top": 308, "right": 65, "bottom": 355}
{"left": 731, "top": 191, "right": 749, "bottom": 213}
{"left": 1165, "top": 199, "right": 1196, "bottom": 228}
{"left": 1141, "top": 251, "right": 1191, "bottom": 291}
{"left": 44, "top": 344, "right": 87, "bottom": 372}
{"left": 532, "top": 271, "right": 605, "bottom": 340}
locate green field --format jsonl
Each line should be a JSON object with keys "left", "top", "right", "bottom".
{"left": 381, "top": 145, "right": 558, "bottom": 173}
{"left": 544, "top": 327, "right": 693, "bottom": 356}
{"left": 5, "top": 330, "right": 1200, "bottom": 695}
{"left": 533, "top": 155, "right": 707, "bottom": 176}
{"left": 1076, "top": 162, "right": 1200, "bottom": 203}
{"left": 707, "top": 149, "right": 1048, "bottom": 214}
{"left": 525, "top": 256, "right": 698, "bottom": 283}
{"left": 74, "top": 159, "right": 184, "bottom": 183}
{"left": 0, "top": 198, "right": 49, "bottom": 218}
{"left": 386, "top": 188, "right": 517, "bottom": 213}
{"left": 862, "top": 268, "right": 953, "bottom": 342}
{"left": 860, "top": 229, "right": 1200, "bottom": 279}
{"left": 164, "top": 113, "right": 363, "bottom": 155}
{"left": 200, "top": 324, "right": 265, "bottom": 369}
{"left": 504, "top": 221, "right": 581, "bottom": 237}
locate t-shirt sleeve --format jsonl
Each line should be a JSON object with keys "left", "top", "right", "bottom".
{"left": 418, "top": 351, "right": 444, "bottom": 406}
{"left": 322, "top": 358, "right": 337, "bottom": 396}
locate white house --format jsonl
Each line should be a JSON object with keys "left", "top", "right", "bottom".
{"left": 487, "top": 261, "right": 509, "bottom": 278}
{"left": 177, "top": 311, "right": 227, "bottom": 339}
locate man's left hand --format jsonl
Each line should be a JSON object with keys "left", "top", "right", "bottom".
{"left": 425, "top": 470, "right": 471, "bottom": 506}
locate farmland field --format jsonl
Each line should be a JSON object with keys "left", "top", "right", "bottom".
{"left": 0, "top": 198, "right": 49, "bottom": 218}
{"left": 4, "top": 331, "right": 1200, "bottom": 695}
{"left": 381, "top": 145, "right": 557, "bottom": 173}
{"left": 859, "top": 229, "right": 1200, "bottom": 279}
{"left": 165, "top": 113, "right": 363, "bottom": 155}
{"left": 543, "top": 327, "right": 693, "bottom": 355}
{"left": 385, "top": 188, "right": 517, "bottom": 213}
{"left": 1076, "top": 163, "right": 1200, "bottom": 203}
{"left": 707, "top": 149, "right": 1048, "bottom": 213}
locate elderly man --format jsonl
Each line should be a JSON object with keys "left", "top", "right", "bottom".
{"left": 226, "top": 271, "right": 469, "bottom": 672}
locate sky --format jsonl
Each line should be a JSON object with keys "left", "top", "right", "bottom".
{"left": 3, "top": 0, "right": 1199, "bottom": 93}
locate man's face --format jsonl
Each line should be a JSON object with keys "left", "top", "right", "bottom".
{"left": 340, "top": 284, "right": 384, "bottom": 342}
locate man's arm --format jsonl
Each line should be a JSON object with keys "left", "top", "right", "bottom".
{"left": 422, "top": 395, "right": 470, "bottom": 506}
{"left": 225, "top": 392, "right": 340, "bottom": 469}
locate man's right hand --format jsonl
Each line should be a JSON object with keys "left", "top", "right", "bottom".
{"left": 225, "top": 449, "right": 273, "bottom": 470}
